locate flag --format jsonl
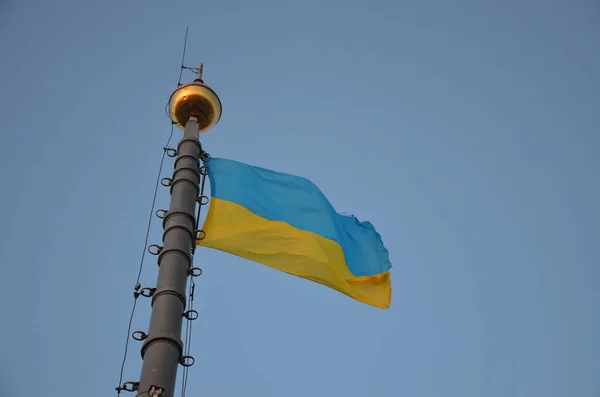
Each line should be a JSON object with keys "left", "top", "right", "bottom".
{"left": 197, "top": 158, "right": 392, "bottom": 309}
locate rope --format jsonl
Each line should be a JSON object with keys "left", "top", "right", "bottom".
{"left": 181, "top": 278, "right": 195, "bottom": 397}
{"left": 178, "top": 27, "right": 189, "bottom": 87}
{"left": 116, "top": 124, "right": 175, "bottom": 396}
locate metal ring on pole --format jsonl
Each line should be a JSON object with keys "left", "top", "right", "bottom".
{"left": 195, "top": 229, "right": 206, "bottom": 241}
{"left": 155, "top": 209, "right": 168, "bottom": 219}
{"left": 132, "top": 331, "right": 148, "bottom": 341}
{"left": 160, "top": 178, "right": 172, "bottom": 187}
{"left": 199, "top": 166, "right": 208, "bottom": 176}
{"left": 183, "top": 309, "right": 198, "bottom": 321}
{"left": 180, "top": 355, "right": 195, "bottom": 367}
{"left": 148, "top": 245, "right": 163, "bottom": 255}
{"left": 118, "top": 382, "right": 139, "bottom": 393}
{"left": 189, "top": 267, "right": 203, "bottom": 277}
{"left": 140, "top": 287, "right": 156, "bottom": 298}
{"left": 197, "top": 195, "right": 209, "bottom": 205}
{"left": 164, "top": 147, "right": 178, "bottom": 158}
{"left": 200, "top": 152, "right": 211, "bottom": 162}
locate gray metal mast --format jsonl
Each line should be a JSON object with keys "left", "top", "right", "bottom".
{"left": 135, "top": 65, "right": 222, "bottom": 397}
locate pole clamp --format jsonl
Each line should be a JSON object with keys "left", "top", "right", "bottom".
{"left": 141, "top": 331, "right": 184, "bottom": 360}
{"left": 161, "top": 208, "right": 196, "bottom": 231}
{"left": 151, "top": 288, "right": 187, "bottom": 308}
{"left": 157, "top": 247, "right": 193, "bottom": 269}
{"left": 169, "top": 168, "right": 201, "bottom": 196}
{"left": 177, "top": 137, "right": 202, "bottom": 154}
{"left": 162, "top": 223, "right": 196, "bottom": 245}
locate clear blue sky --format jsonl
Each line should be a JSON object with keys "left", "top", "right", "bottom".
{"left": 1, "top": 1, "right": 599, "bottom": 396}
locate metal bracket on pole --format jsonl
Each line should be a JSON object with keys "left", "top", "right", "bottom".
{"left": 148, "top": 385, "right": 166, "bottom": 397}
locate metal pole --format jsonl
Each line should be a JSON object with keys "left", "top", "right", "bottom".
{"left": 137, "top": 117, "right": 202, "bottom": 397}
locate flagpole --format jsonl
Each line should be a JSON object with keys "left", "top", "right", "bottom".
{"left": 135, "top": 66, "right": 222, "bottom": 397}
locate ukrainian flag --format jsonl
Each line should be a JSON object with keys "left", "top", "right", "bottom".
{"left": 197, "top": 158, "right": 392, "bottom": 309}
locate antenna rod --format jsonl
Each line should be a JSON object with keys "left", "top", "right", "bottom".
{"left": 137, "top": 116, "right": 203, "bottom": 397}
{"left": 197, "top": 62, "right": 203, "bottom": 81}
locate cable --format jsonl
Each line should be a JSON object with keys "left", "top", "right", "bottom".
{"left": 116, "top": 123, "right": 175, "bottom": 396}
{"left": 137, "top": 123, "right": 175, "bottom": 285}
{"left": 178, "top": 27, "right": 189, "bottom": 87}
{"left": 181, "top": 278, "right": 195, "bottom": 397}
{"left": 117, "top": 26, "right": 193, "bottom": 397}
